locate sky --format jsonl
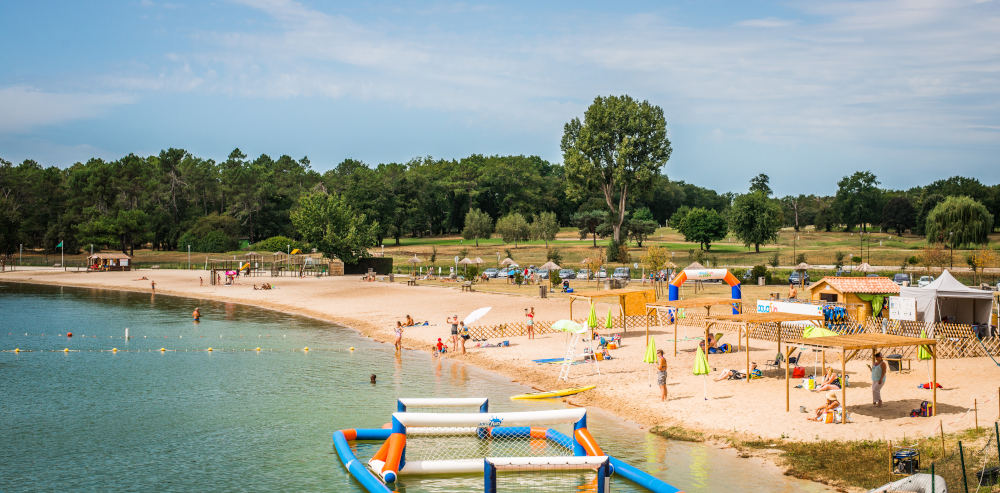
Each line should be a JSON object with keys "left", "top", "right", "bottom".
{"left": 1, "top": 0, "right": 998, "bottom": 195}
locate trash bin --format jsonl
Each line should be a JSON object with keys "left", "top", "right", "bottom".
{"left": 539, "top": 285, "right": 547, "bottom": 298}
{"left": 758, "top": 276, "right": 765, "bottom": 286}
{"left": 389, "top": 273, "right": 394, "bottom": 282}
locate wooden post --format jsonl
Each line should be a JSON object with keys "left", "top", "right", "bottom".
{"left": 841, "top": 347, "right": 847, "bottom": 424}
{"left": 645, "top": 307, "right": 650, "bottom": 348}
{"left": 785, "top": 345, "right": 791, "bottom": 412}
{"left": 620, "top": 295, "right": 626, "bottom": 333}
{"left": 746, "top": 323, "right": 751, "bottom": 383}
{"left": 932, "top": 346, "right": 937, "bottom": 417}
{"left": 570, "top": 298, "right": 574, "bottom": 321}
{"left": 674, "top": 310, "right": 679, "bottom": 357}
{"left": 975, "top": 398, "right": 979, "bottom": 431}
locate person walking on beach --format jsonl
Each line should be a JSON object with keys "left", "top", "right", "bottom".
{"left": 871, "top": 352, "right": 887, "bottom": 407}
{"left": 656, "top": 349, "right": 668, "bottom": 401}
{"left": 151, "top": 280, "right": 156, "bottom": 293}
{"left": 525, "top": 307, "right": 535, "bottom": 340}
{"left": 394, "top": 321, "right": 403, "bottom": 353}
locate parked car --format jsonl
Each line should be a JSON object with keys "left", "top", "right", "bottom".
{"left": 496, "top": 269, "right": 509, "bottom": 278}
{"left": 577, "top": 269, "right": 592, "bottom": 280}
{"left": 787, "top": 271, "right": 811, "bottom": 285}
{"left": 537, "top": 269, "right": 549, "bottom": 279}
{"left": 918, "top": 275, "right": 934, "bottom": 287}
{"left": 612, "top": 267, "right": 631, "bottom": 280}
{"left": 558, "top": 269, "right": 576, "bottom": 280}
{"left": 893, "top": 273, "right": 912, "bottom": 286}
{"left": 596, "top": 268, "right": 608, "bottom": 279}
{"left": 483, "top": 268, "right": 498, "bottom": 278}
{"left": 740, "top": 269, "right": 753, "bottom": 282}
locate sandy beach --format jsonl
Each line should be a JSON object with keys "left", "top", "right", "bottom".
{"left": 4, "top": 268, "right": 997, "bottom": 447}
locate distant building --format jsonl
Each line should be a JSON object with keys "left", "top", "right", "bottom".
{"left": 808, "top": 276, "right": 900, "bottom": 321}
{"left": 87, "top": 253, "right": 133, "bottom": 271}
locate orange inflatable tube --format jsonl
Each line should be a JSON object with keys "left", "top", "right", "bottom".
{"left": 530, "top": 427, "right": 547, "bottom": 439}
{"left": 341, "top": 429, "right": 358, "bottom": 441}
{"left": 381, "top": 433, "right": 407, "bottom": 482}
{"left": 371, "top": 436, "right": 392, "bottom": 462}
{"left": 574, "top": 428, "right": 603, "bottom": 456}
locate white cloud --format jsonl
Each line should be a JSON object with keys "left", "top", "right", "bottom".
{"left": 736, "top": 17, "right": 796, "bottom": 28}
{"left": 0, "top": 86, "right": 134, "bottom": 133}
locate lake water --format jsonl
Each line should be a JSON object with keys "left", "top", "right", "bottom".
{"left": 0, "top": 282, "right": 829, "bottom": 492}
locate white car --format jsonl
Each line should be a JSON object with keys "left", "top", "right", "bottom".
{"left": 918, "top": 276, "right": 934, "bottom": 287}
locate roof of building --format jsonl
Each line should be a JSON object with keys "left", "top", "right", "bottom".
{"left": 810, "top": 276, "right": 900, "bottom": 294}
{"left": 88, "top": 253, "right": 132, "bottom": 259}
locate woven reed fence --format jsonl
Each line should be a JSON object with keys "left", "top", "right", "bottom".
{"left": 467, "top": 312, "right": 674, "bottom": 340}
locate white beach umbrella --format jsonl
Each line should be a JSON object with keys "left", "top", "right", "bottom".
{"left": 464, "top": 307, "right": 492, "bottom": 326}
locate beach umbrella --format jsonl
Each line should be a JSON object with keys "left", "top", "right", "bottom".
{"left": 685, "top": 261, "right": 705, "bottom": 270}
{"left": 642, "top": 337, "right": 657, "bottom": 363}
{"left": 803, "top": 325, "right": 839, "bottom": 376}
{"left": 587, "top": 303, "right": 598, "bottom": 329}
{"left": 407, "top": 255, "right": 422, "bottom": 275}
{"left": 473, "top": 257, "right": 484, "bottom": 265}
{"left": 693, "top": 346, "right": 710, "bottom": 400}
{"left": 540, "top": 261, "right": 560, "bottom": 271}
{"left": 464, "top": 307, "right": 492, "bottom": 326}
{"left": 500, "top": 257, "right": 516, "bottom": 266}
{"left": 605, "top": 308, "right": 613, "bottom": 330}
{"left": 918, "top": 328, "right": 932, "bottom": 385}
{"left": 459, "top": 257, "right": 473, "bottom": 275}
{"left": 551, "top": 319, "right": 586, "bottom": 334}
{"left": 856, "top": 262, "right": 873, "bottom": 274}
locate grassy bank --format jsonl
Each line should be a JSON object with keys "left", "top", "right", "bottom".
{"left": 651, "top": 423, "right": 1000, "bottom": 490}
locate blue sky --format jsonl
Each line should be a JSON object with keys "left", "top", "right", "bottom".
{"left": 1, "top": 0, "right": 998, "bottom": 194}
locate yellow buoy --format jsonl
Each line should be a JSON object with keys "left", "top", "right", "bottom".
{"left": 207, "top": 347, "right": 213, "bottom": 352}
{"left": 63, "top": 348, "right": 69, "bottom": 353}
{"left": 255, "top": 347, "right": 261, "bottom": 352}
{"left": 349, "top": 347, "right": 355, "bottom": 351}
{"left": 159, "top": 348, "right": 166, "bottom": 352}
{"left": 303, "top": 346, "right": 309, "bottom": 352}
{"left": 14, "top": 348, "right": 20, "bottom": 353}
{"left": 112, "top": 348, "right": 118, "bottom": 352}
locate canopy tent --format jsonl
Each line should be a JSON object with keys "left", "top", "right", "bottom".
{"left": 900, "top": 270, "right": 993, "bottom": 324}
{"left": 704, "top": 312, "right": 825, "bottom": 383}
{"left": 645, "top": 297, "right": 743, "bottom": 355}
{"left": 782, "top": 333, "right": 937, "bottom": 422}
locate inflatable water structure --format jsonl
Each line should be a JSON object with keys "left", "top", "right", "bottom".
{"left": 669, "top": 269, "right": 741, "bottom": 314}
{"left": 333, "top": 397, "right": 682, "bottom": 492}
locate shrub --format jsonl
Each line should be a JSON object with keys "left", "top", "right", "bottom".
{"left": 750, "top": 264, "right": 772, "bottom": 284}
{"left": 180, "top": 230, "right": 238, "bottom": 253}
{"left": 251, "top": 236, "right": 305, "bottom": 253}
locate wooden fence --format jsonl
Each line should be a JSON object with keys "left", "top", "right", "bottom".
{"left": 467, "top": 312, "right": 674, "bottom": 340}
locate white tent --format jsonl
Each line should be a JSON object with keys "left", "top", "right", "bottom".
{"left": 900, "top": 270, "right": 993, "bottom": 324}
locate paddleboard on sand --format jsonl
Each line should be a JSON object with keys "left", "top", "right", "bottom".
{"left": 510, "top": 385, "right": 596, "bottom": 400}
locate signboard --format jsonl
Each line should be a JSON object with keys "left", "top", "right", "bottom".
{"left": 756, "top": 300, "right": 823, "bottom": 317}
{"left": 888, "top": 296, "right": 917, "bottom": 321}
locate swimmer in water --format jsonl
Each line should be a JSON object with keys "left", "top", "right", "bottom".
{"left": 370, "top": 374, "right": 377, "bottom": 384}
{"left": 192, "top": 307, "right": 201, "bottom": 322}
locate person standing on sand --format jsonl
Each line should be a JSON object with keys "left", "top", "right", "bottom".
{"left": 459, "top": 321, "right": 470, "bottom": 354}
{"left": 525, "top": 307, "right": 535, "bottom": 340}
{"left": 788, "top": 283, "right": 797, "bottom": 299}
{"left": 656, "top": 349, "right": 668, "bottom": 401}
{"left": 199, "top": 276, "right": 203, "bottom": 286}
{"left": 871, "top": 352, "right": 887, "bottom": 407}
{"left": 151, "top": 280, "right": 156, "bottom": 293}
{"left": 448, "top": 315, "right": 459, "bottom": 352}
{"left": 394, "top": 322, "right": 403, "bottom": 353}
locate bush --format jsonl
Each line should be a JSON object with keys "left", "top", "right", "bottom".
{"left": 606, "top": 240, "right": 630, "bottom": 263}
{"left": 546, "top": 247, "right": 562, "bottom": 265}
{"left": 178, "top": 230, "right": 238, "bottom": 253}
{"left": 251, "top": 236, "right": 305, "bottom": 253}
{"left": 750, "top": 264, "right": 772, "bottom": 284}
{"left": 550, "top": 271, "right": 562, "bottom": 288}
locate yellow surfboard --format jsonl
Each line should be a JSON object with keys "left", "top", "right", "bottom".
{"left": 510, "top": 385, "right": 595, "bottom": 400}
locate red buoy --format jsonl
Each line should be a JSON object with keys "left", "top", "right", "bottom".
{"left": 67, "top": 332, "right": 73, "bottom": 338}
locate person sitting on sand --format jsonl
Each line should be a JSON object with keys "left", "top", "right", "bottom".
{"left": 699, "top": 333, "right": 717, "bottom": 352}
{"left": 135, "top": 276, "right": 149, "bottom": 281}
{"left": 788, "top": 283, "right": 797, "bottom": 299}
{"left": 405, "top": 315, "right": 415, "bottom": 327}
{"left": 813, "top": 368, "right": 841, "bottom": 392}
{"left": 714, "top": 368, "right": 745, "bottom": 381}
{"left": 435, "top": 338, "right": 446, "bottom": 354}
{"left": 811, "top": 392, "right": 841, "bottom": 421}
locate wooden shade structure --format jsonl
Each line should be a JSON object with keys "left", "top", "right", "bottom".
{"left": 644, "top": 298, "right": 743, "bottom": 355}
{"left": 568, "top": 288, "right": 653, "bottom": 333}
{"left": 781, "top": 333, "right": 937, "bottom": 422}
{"left": 704, "top": 312, "right": 825, "bottom": 384}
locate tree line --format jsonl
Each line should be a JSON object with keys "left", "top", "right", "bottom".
{"left": 1, "top": 95, "right": 997, "bottom": 264}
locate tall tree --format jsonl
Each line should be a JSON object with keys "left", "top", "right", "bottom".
{"left": 571, "top": 210, "right": 605, "bottom": 247}
{"left": 925, "top": 196, "right": 994, "bottom": 248}
{"left": 461, "top": 208, "right": 493, "bottom": 246}
{"left": 495, "top": 212, "right": 530, "bottom": 247}
{"left": 881, "top": 196, "right": 915, "bottom": 235}
{"left": 749, "top": 173, "right": 772, "bottom": 196}
{"left": 676, "top": 207, "right": 727, "bottom": 251}
{"left": 529, "top": 211, "right": 560, "bottom": 248}
{"left": 290, "top": 191, "right": 378, "bottom": 263}
{"left": 729, "top": 192, "right": 783, "bottom": 253}
{"left": 833, "top": 171, "right": 883, "bottom": 232}
{"left": 561, "top": 95, "right": 672, "bottom": 243}
{"left": 627, "top": 207, "right": 658, "bottom": 247}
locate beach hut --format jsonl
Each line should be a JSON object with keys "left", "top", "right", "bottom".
{"left": 87, "top": 253, "right": 133, "bottom": 271}
{"left": 808, "top": 276, "right": 900, "bottom": 321}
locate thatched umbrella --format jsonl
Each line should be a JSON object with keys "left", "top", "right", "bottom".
{"left": 540, "top": 261, "right": 560, "bottom": 271}
{"left": 459, "top": 257, "right": 474, "bottom": 276}
{"left": 473, "top": 257, "right": 485, "bottom": 265}
{"left": 407, "top": 255, "right": 422, "bottom": 275}
{"left": 685, "top": 261, "right": 705, "bottom": 270}
{"left": 856, "top": 262, "right": 873, "bottom": 275}
{"left": 795, "top": 262, "right": 810, "bottom": 288}
{"left": 500, "top": 257, "right": 516, "bottom": 266}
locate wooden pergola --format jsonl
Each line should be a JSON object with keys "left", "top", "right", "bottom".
{"left": 644, "top": 298, "right": 743, "bottom": 355}
{"left": 568, "top": 288, "right": 654, "bottom": 333}
{"left": 781, "top": 333, "right": 938, "bottom": 421}
{"left": 704, "top": 312, "right": 826, "bottom": 383}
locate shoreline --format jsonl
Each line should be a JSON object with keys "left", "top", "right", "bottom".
{"left": 5, "top": 269, "right": 997, "bottom": 491}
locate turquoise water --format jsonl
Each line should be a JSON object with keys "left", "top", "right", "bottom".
{"left": 0, "top": 282, "right": 829, "bottom": 492}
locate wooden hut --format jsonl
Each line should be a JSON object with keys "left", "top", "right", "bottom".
{"left": 808, "top": 276, "right": 900, "bottom": 321}
{"left": 87, "top": 253, "right": 133, "bottom": 271}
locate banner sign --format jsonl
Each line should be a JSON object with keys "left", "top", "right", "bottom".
{"left": 888, "top": 296, "right": 916, "bottom": 321}
{"left": 756, "top": 300, "right": 823, "bottom": 317}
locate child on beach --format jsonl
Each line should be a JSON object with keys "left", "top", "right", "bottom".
{"left": 525, "top": 307, "right": 535, "bottom": 340}
{"left": 394, "top": 322, "right": 403, "bottom": 353}
{"left": 435, "top": 338, "right": 446, "bottom": 354}
{"left": 656, "top": 349, "right": 668, "bottom": 401}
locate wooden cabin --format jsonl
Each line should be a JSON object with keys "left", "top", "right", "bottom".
{"left": 88, "top": 253, "right": 133, "bottom": 271}
{"left": 808, "top": 276, "right": 900, "bottom": 321}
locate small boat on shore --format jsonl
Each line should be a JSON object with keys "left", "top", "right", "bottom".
{"left": 511, "top": 385, "right": 596, "bottom": 400}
